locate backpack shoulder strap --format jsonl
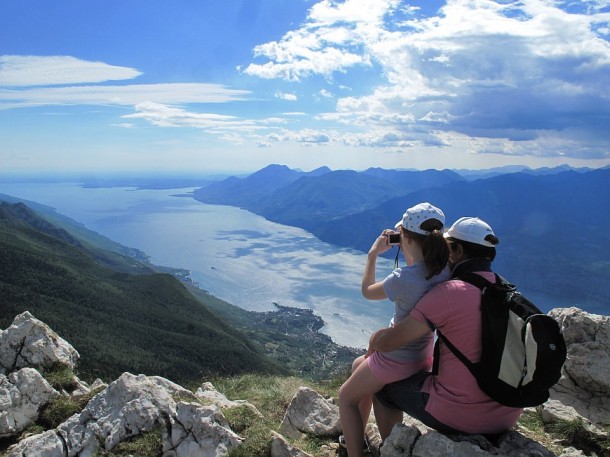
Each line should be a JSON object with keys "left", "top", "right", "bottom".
{"left": 427, "top": 273, "right": 494, "bottom": 377}
{"left": 426, "top": 318, "right": 477, "bottom": 376}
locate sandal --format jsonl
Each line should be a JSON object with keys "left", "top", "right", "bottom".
{"left": 338, "top": 434, "right": 370, "bottom": 451}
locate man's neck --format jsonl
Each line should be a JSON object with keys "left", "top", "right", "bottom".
{"left": 451, "top": 257, "right": 492, "bottom": 278}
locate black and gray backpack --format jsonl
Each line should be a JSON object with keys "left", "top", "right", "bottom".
{"left": 428, "top": 273, "right": 567, "bottom": 408}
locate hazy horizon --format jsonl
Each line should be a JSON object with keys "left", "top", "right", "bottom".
{"left": 1, "top": 162, "right": 607, "bottom": 183}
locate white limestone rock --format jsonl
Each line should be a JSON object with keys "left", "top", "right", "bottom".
{"left": 379, "top": 423, "right": 420, "bottom": 457}
{"left": 0, "top": 367, "right": 59, "bottom": 438}
{"left": 3, "top": 430, "right": 66, "bottom": 457}
{"left": 548, "top": 307, "right": 610, "bottom": 425}
{"left": 165, "top": 401, "right": 242, "bottom": 457}
{"left": 196, "top": 381, "right": 262, "bottom": 417}
{"left": 379, "top": 425, "right": 556, "bottom": 457}
{"left": 0, "top": 312, "right": 79, "bottom": 375}
{"left": 270, "top": 431, "right": 314, "bottom": 457}
{"left": 6, "top": 372, "right": 242, "bottom": 457}
{"left": 279, "top": 387, "right": 341, "bottom": 439}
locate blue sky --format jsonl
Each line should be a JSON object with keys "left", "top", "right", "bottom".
{"left": 1, "top": 0, "right": 609, "bottom": 175}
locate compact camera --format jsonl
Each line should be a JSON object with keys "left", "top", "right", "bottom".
{"left": 387, "top": 233, "right": 401, "bottom": 245}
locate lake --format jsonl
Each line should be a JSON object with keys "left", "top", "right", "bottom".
{"left": 0, "top": 182, "right": 400, "bottom": 348}
{"left": 0, "top": 182, "right": 586, "bottom": 348}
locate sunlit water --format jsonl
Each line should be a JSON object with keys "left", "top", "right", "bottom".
{"left": 1, "top": 182, "right": 592, "bottom": 348}
{"left": 0, "top": 183, "right": 399, "bottom": 348}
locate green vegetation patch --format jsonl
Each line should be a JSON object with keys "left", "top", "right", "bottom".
{"left": 101, "top": 430, "right": 162, "bottom": 457}
{"left": 41, "top": 364, "right": 78, "bottom": 392}
{"left": 211, "top": 374, "right": 340, "bottom": 457}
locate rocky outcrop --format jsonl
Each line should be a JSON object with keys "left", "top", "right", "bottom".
{"left": 379, "top": 417, "right": 557, "bottom": 457}
{"left": 547, "top": 307, "right": 610, "bottom": 426}
{"left": 0, "top": 311, "right": 79, "bottom": 375}
{"left": 6, "top": 372, "right": 242, "bottom": 457}
{"left": 1, "top": 308, "right": 608, "bottom": 457}
{"left": 0, "top": 368, "right": 59, "bottom": 438}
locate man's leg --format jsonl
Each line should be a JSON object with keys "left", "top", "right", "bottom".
{"left": 373, "top": 371, "right": 430, "bottom": 441}
{"left": 375, "top": 372, "right": 464, "bottom": 437}
{"left": 372, "top": 395, "right": 403, "bottom": 440}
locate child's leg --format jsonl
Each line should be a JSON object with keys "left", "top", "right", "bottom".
{"left": 339, "top": 358, "right": 385, "bottom": 457}
{"left": 351, "top": 355, "right": 373, "bottom": 429}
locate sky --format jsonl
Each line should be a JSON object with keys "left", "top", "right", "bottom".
{"left": 1, "top": 0, "right": 610, "bottom": 175}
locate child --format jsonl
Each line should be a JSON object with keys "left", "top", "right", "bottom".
{"left": 338, "top": 202, "right": 450, "bottom": 457}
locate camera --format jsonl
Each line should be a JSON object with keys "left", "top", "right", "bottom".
{"left": 387, "top": 233, "right": 401, "bottom": 245}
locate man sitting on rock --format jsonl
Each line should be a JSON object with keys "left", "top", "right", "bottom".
{"left": 367, "top": 217, "right": 523, "bottom": 439}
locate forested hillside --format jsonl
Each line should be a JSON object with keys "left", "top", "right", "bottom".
{"left": 0, "top": 201, "right": 283, "bottom": 384}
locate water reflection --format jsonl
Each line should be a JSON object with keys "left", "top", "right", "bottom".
{"left": 0, "top": 183, "right": 392, "bottom": 348}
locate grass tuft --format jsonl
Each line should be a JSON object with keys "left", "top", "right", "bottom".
{"left": 41, "top": 364, "right": 78, "bottom": 392}
{"left": 38, "top": 396, "right": 82, "bottom": 429}
{"left": 101, "top": 430, "right": 162, "bottom": 457}
{"left": 547, "top": 418, "right": 610, "bottom": 456}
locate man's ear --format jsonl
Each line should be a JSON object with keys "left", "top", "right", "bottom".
{"left": 452, "top": 242, "right": 465, "bottom": 261}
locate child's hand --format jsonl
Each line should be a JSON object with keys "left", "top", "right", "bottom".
{"left": 368, "top": 229, "right": 395, "bottom": 256}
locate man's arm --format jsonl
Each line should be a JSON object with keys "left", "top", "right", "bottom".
{"left": 367, "top": 316, "right": 430, "bottom": 355}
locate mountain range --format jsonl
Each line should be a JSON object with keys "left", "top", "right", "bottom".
{"left": 193, "top": 164, "right": 610, "bottom": 313}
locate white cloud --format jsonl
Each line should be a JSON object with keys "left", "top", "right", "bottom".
{"left": 0, "top": 83, "right": 251, "bottom": 109}
{"left": 243, "top": 0, "right": 610, "bottom": 159}
{"left": 120, "top": 102, "right": 295, "bottom": 145}
{"left": 0, "top": 55, "right": 142, "bottom": 86}
{"left": 297, "top": 129, "right": 331, "bottom": 143}
{"left": 275, "top": 92, "right": 298, "bottom": 101}
{"left": 123, "top": 102, "right": 248, "bottom": 129}
{"left": 242, "top": 0, "right": 399, "bottom": 80}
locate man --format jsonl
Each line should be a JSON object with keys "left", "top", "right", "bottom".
{"left": 367, "top": 217, "right": 523, "bottom": 439}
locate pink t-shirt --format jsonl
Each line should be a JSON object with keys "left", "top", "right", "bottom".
{"left": 410, "top": 272, "right": 523, "bottom": 434}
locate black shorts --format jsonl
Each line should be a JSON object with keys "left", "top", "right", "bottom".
{"left": 375, "top": 371, "right": 465, "bottom": 435}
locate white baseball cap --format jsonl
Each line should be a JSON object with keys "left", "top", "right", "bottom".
{"left": 395, "top": 202, "right": 445, "bottom": 235}
{"left": 444, "top": 217, "right": 497, "bottom": 247}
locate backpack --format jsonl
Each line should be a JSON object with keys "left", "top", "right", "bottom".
{"left": 428, "top": 272, "right": 567, "bottom": 408}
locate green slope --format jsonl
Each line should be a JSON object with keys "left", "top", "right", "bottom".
{"left": 0, "top": 201, "right": 283, "bottom": 384}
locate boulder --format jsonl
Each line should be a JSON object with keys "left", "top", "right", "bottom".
{"left": 196, "top": 381, "right": 262, "bottom": 417}
{"left": 270, "top": 431, "right": 314, "bottom": 457}
{"left": 379, "top": 423, "right": 420, "bottom": 457}
{"left": 166, "top": 401, "right": 243, "bottom": 456}
{"left": 0, "top": 312, "right": 79, "bottom": 375}
{"left": 548, "top": 307, "right": 610, "bottom": 425}
{"left": 379, "top": 424, "right": 556, "bottom": 457}
{"left": 279, "top": 387, "right": 341, "bottom": 439}
{"left": 0, "top": 367, "right": 59, "bottom": 438}
{"left": 6, "top": 373, "right": 242, "bottom": 457}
